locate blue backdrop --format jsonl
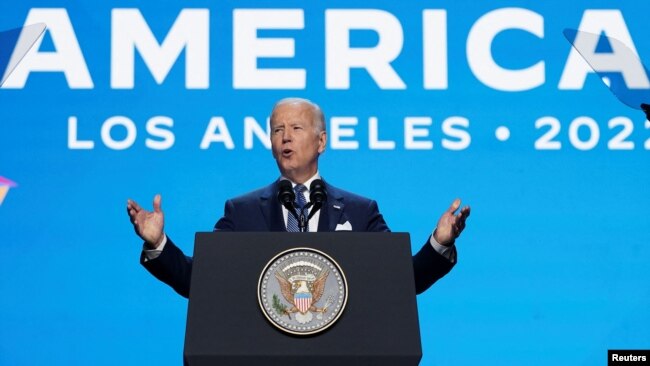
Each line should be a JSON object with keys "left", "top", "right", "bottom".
{"left": 1, "top": 1, "right": 648, "bottom": 365}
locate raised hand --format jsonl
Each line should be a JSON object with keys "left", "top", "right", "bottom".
{"left": 126, "top": 194, "right": 165, "bottom": 249}
{"left": 433, "top": 198, "right": 471, "bottom": 246}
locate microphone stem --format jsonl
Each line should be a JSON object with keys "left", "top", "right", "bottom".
{"left": 307, "top": 203, "right": 321, "bottom": 221}
{"left": 299, "top": 209, "right": 307, "bottom": 232}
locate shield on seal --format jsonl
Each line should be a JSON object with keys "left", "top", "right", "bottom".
{"left": 294, "top": 292, "right": 312, "bottom": 314}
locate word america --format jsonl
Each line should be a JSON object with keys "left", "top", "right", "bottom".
{"left": 3, "top": 8, "right": 648, "bottom": 92}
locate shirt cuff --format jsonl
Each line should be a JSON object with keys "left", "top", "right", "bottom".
{"left": 142, "top": 234, "right": 167, "bottom": 262}
{"left": 429, "top": 229, "right": 457, "bottom": 264}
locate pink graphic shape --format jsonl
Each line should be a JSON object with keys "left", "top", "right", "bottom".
{"left": 0, "top": 176, "right": 17, "bottom": 205}
{"left": 0, "top": 176, "right": 18, "bottom": 187}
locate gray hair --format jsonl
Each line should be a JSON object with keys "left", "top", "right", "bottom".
{"left": 271, "top": 97, "right": 326, "bottom": 133}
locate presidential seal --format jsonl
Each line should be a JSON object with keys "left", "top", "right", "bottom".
{"left": 258, "top": 247, "right": 348, "bottom": 336}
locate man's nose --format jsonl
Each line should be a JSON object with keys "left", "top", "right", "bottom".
{"left": 282, "top": 129, "right": 293, "bottom": 142}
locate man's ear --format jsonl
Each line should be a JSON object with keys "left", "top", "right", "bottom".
{"left": 318, "top": 131, "right": 327, "bottom": 154}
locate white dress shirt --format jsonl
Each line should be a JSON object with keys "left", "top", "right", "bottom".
{"left": 280, "top": 173, "right": 321, "bottom": 233}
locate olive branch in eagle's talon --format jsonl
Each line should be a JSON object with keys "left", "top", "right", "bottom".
{"left": 272, "top": 294, "right": 291, "bottom": 320}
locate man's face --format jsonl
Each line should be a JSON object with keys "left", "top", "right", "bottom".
{"left": 270, "top": 101, "right": 326, "bottom": 183}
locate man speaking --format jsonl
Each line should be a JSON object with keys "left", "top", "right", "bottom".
{"left": 127, "top": 97, "right": 470, "bottom": 297}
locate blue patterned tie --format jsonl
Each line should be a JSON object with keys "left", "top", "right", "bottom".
{"left": 286, "top": 184, "right": 308, "bottom": 232}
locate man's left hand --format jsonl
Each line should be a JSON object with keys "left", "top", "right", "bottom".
{"left": 433, "top": 198, "right": 471, "bottom": 246}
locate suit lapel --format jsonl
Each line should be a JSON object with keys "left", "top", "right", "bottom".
{"left": 322, "top": 181, "right": 345, "bottom": 231}
{"left": 260, "top": 181, "right": 286, "bottom": 232}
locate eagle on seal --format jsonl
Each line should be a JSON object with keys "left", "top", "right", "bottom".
{"left": 275, "top": 270, "right": 329, "bottom": 323}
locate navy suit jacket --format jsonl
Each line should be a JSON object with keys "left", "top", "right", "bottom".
{"left": 142, "top": 180, "right": 455, "bottom": 298}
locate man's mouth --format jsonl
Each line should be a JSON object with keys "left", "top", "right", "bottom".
{"left": 282, "top": 149, "right": 293, "bottom": 157}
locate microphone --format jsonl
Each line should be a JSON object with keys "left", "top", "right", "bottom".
{"left": 307, "top": 179, "right": 327, "bottom": 220}
{"left": 278, "top": 179, "right": 304, "bottom": 231}
{"left": 277, "top": 179, "right": 295, "bottom": 210}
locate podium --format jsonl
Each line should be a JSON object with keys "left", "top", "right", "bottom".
{"left": 184, "top": 232, "right": 422, "bottom": 366}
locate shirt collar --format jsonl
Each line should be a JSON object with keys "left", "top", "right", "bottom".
{"left": 281, "top": 171, "right": 321, "bottom": 193}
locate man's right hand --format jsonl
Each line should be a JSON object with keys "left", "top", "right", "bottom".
{"left": 127, "top": 194, "right": 165, "bottom": 249}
